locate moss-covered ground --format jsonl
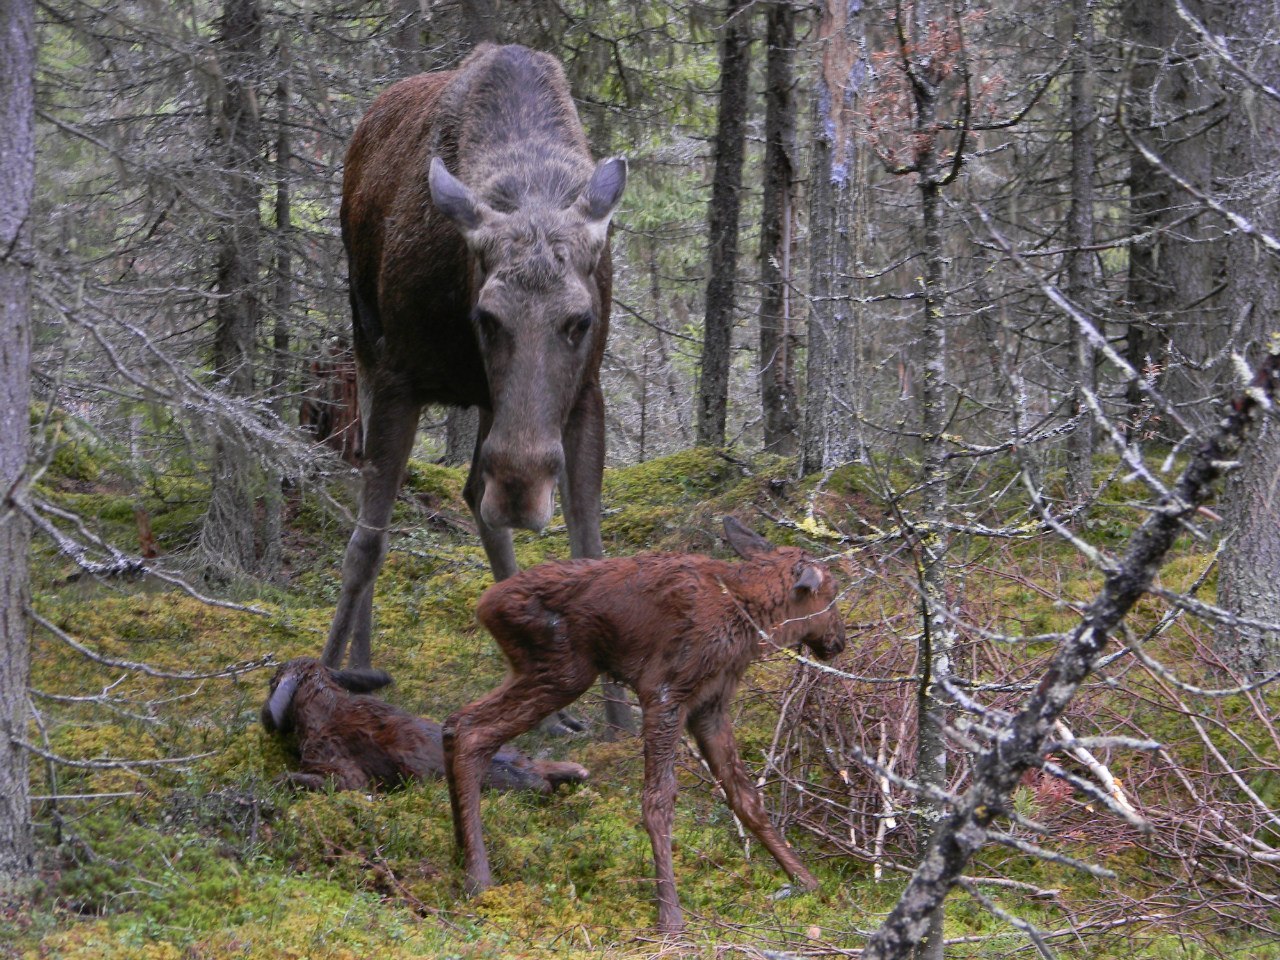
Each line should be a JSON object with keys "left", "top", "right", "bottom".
{"left": 7, "top": 448, "right": 1276, "bottom": 958}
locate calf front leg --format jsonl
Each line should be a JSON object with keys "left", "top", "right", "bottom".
{"left": 688, "top": 704, "right": 818, "bottom": 891}
{"left": 444, "top": 671, "right": 594, "bottom": 894}
{"left": 641, "top": 703, "right": 687, "bottom": 934}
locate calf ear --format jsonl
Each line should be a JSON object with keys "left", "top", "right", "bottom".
{"left": 793, "top": 564, "right": 825, "bottom": 596}
{"left": 331, "top": 668, "right": 393, "bottom": 694}
{"left": 723, "top": 516, "right": 775, "bottom": 558}
{"left": 262, "top": 673, "right": 300, "bottom": 734}
{"left": 430, "top": 157, "right": 488, "bottom": 233}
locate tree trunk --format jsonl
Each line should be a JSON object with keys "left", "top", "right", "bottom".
{"left": 1065, "top": 0, "right": 1096, "bottom": 498}
{"left": 1211, "top": 0, "right": 1280, "bottom": 672}
{"left": 0, "top": 0, "right": 36, "bottom": 892}
{"left": 906, "top": 6, "right": 953, "bottom": 956}
{"left": 696, "top": 0, "right": 752, "bottom": 447}
{"left": 459, "top": 0, "right": 500, "bottom": 45}
{"left": 1122, "top": 0, "right": 1222, "bottom": 423}
{"left": 759, "top": 0, "right": 798, "bottom": 455}
{"left": 802, "top": 0, "right": 865, "bottom": 474}
{"left": 444, "top": 406, "right": 479, "bottom": 466}
{"left": 200, "top": 0, "right": 264, "bottom": 576}
{"left": 261, "top": 31, "right": 293, "bottom": 577}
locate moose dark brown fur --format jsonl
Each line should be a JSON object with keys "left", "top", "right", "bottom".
{"left": 261, "top": 658, "right": 588, "bottom": 794}
{"left": 443, "top": 518, "right": 847, "bottom": 933}
{"left": 321, "top": 44, "right": 628, "bottom": 728}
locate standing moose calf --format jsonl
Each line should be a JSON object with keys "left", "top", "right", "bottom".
{"left": 443, "top": 518, "right": 848, "bottom": 933}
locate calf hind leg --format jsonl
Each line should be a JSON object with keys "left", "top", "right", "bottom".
{"left": 444, "top": 671, "right": 595, "bottom": 894}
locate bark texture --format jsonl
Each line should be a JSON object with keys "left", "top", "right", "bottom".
{"left": 200, "top": 0, "right": 264, "bottom": 575}
{"left": 1122, "top": 0, "right": 1222, "bottom": 420}
{"left": 696, "top": 0, "right": 752, "bottom": 446}
{"left": 1212, "top": 0, "right": 1280, "bottom": 672}
{"left": 0, "top": 0, "right": 36, "bottom": 892}
{"left": 759, "top": 0, "right": 798, "bottom": 454}
{"left": 1065, "top": 0, "right": 1096, "bottom": 497}
{"left": 802, "top": 0, "right": 865, "bottom": 473}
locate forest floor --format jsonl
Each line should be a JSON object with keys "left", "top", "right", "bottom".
{"left": 5, "top": 446, "right": 1276, "bottom": 959}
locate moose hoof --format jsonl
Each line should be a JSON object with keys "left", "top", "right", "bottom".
{"left": 464, "top": 868, "right": 493, "bottom": 898}
{"left": 541, "top": 709, "right": 589, "bottom": 737}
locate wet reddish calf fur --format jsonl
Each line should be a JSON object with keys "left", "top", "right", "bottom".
{"left": 261, "top": 658, "right": 588, "bottom": 795}
{"left": 443, "top": 517, "right": 847, "bottom": 933}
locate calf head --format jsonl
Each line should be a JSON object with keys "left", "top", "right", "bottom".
{"left": 429, "top": 156, "right": 626, "bottom": 530}
{"left": 260, "top": 657, "right": 394, "bottom": 734}
{"left": 723, "top": 517, "right": 847, "bottom": 661}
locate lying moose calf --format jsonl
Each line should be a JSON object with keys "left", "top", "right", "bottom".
{"left": 443, "top": 518, "right": 847, "bottom": 933}
{"left": 261, "top": 657, "right": 588, "bottom": 794}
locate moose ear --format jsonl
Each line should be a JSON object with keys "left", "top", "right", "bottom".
{"left": 430, "top": 157, "right": 486, "bottom": 232}
{"left": 261, "top": 672, "right": 300, "bottom": 734}
{"left": 579, "top": 156, "right": 627, "bottom": 223}
{"left": 723, "top": 516, "right": 775, "bottom": 559}
{"left": 331, "top": 668, "right": 393, "bottom": 694}
{"left": 794, "top": 564, "right": 825, "bottom": 596}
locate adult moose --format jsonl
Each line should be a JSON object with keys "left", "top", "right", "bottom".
{"left": 321, "top": 45, "right": 629, "bottom": 729}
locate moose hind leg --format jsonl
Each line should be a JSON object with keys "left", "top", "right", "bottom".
{"left": 321, "top": 389, "right": 420, "bottom": 669}
{"left": 444, "top": 670, "right": 594, "bottom": 894}
{"left": 688, "top": 704, "right": 818, "bottom": 890}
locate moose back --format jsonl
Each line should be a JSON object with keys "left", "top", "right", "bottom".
{"left": 321, "top": 44, "right": 626, "bottom": 675}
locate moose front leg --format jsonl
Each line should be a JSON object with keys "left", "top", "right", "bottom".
{"left": 640, "top": 702, "right": 687, "bottom": 933}
{"left": 464, "top": 409, "right": 518, "bottom": 582}
{"left": 322, "top": 388, "right": 421, "bottom": 669}
{"left": 688, "top": 704, "right": 818, "bottom": 891}
{"left": 560, "top": 382, "right": 636, "bottom": 736}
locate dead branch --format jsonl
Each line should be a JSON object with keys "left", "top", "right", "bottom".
{"left": 860, "top": 346, "right": 1280, "bottom": 960}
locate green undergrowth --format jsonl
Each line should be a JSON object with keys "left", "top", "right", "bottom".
{"left": 10, "top": 447, "right": 1273, "bottom": 959}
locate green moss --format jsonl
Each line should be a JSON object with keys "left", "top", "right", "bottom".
{"left": 403, "top": 460, "right": 467, "bottom": 504}
{"left": 16, "top": 444, "right": 1269, "bottom": 959}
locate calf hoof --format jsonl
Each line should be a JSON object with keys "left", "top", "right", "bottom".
{"left": 533, "top": 759, "right": 590, "bottom": 790}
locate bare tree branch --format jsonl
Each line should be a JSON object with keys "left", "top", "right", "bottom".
{"left": 861, "top": 346, "right": 1280, "bottom": 960}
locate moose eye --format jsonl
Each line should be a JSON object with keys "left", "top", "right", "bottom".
{"left": 565, "top": 313, "right": 593, "bottom": 347}
{"left": 473, "top": 308, "right": 502, "bottom": 342}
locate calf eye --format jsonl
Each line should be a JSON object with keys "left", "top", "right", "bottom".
{"left": 565, "top": 313, "right": 593, "bottom": 347}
